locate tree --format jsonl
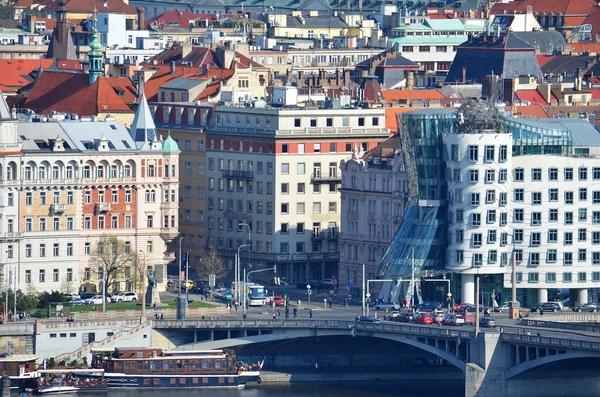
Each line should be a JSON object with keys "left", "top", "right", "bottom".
{"left": 88, "top": 235, "right": 135, "bottom": 295}
{"left": 60, "top": 276, "right": 75, "bottom": 295}
{"left": 198, "top": 249, "right": 228, "bottom": 282}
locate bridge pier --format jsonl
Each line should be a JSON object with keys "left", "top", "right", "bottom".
{"left": 465, "top": 333, "right": 507, "bottom": 397}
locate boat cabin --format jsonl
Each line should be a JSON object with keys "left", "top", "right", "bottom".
{"left": 0, "top": 355, "right": 38, "bottom": 377}
{"left": 95, "top": 347, "right": 237, "bottom": 376}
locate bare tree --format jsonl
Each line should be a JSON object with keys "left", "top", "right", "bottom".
{"left": 198, "top": 249, "right": 228, "bottom": 281}
{"left": 88, "top": 235, "right": 135, "bottom": 294}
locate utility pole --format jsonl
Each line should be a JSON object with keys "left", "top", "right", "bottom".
{"left": 509, "top": 249, "right": 520, "bottom": 319}
{"left": 361, "top": 264, "right": 366, "bottom": 316}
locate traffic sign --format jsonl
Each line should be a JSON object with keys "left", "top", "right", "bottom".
{"left": 308, "top": 290, "right": 312, "bottom": 295}
{"left": 182, "top": 253, "right": 187, "bottom": 263}
{"left": 447, "top": 292, "right": 452, "bottom": 297}
{"left": 307, "top": 284, "right": 312, "bottom": 290}
{"left": 491, "top": 293, "right": 496, "bottom": 300}
{"left": 348, "top": 282, "right": 353, "bottom": 288}
{"left": 366, "top": 293, "right": 371, "bottom": 298}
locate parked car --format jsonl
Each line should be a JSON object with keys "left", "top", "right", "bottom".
{"left": 296, "top": 280, "right": 318, "bottom": 289}
{"left": 384, "top": 311, "right": 401, "bottom": 321}
{"left": 479, "top": 317, "right": 496, "bottom": 328}
{"left": 431, "top": 311, "right": 445, "bottom": 324}
{"left": 462, "top": 312, "right": 476, "bottom": 325}
{"left": 375, "top": 302, "right": 401, "bottom": 311}
{"left": 79, "top": 293, "right": 95, "bottom": 301}
{"left": 497, "top": 304, "right": 510, "bottom": 314}
{"left": 414, "top": 314, "right": 433, "bottom": 325}
{"left": 318, "top": 279, "right": 337, "bottom": 290}
{"left": 396, "top": 312, "right": 415, "bottom": 323}
{"left": 84, "top": 295, "right": 106, "bottom": 305}
{"left": 572, "top": 303, "right": 598, "bottom": 313}
{"left": 273, "top": 295, "right": 285, "bottom": 306}
{"left": 64, "top": 294, "right": 81, "bottom": 302}
{"left": 111, "top": 292, "right": 138, "bottom": 303}
{"left": 453, "top": 302, "right": 473, "bottom": 312}
{"left": 415, "top": 301, "right": 442, "bottom": 312}
{"left": 443, "top": 314, "right": 465, "bottom": 326}
{"left": 355, "top": 316, "right": 381, "bottom": 324}
{"left": 70, "top": 298, "right": 86, "bottom": 306}
{"left": 538, "top": 302, "right": 561, "bottom": 313}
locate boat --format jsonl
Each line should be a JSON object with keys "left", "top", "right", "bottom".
{"left": 91, "top": 347, "right": 261, "bottom": 388}
{"left": 34, "top": 369, "right": 107, "bottom": 394}
{"left": 0, "top": 354, "right": 39, "bottom": 391}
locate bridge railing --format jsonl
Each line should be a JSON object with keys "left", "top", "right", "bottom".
{"left": 521, "top": 318, "right": 600, "bottom": 333}
{"left": 354, "top": 322, "right": 474, "bottom": 338}
{"left": 153, "top": 319, "right": 348, "bottom": 329}
{"left": 501, "top": 332, "right": 600, "bottom": 352}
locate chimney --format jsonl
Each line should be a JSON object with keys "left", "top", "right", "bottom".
{"left": 137, "top": 72, "right": 145, "bottom": 97}
{"left": 137, "top": 7, "right": 145, "bottom": 30}
{"left": 319, "top": 68, "right": 326, "bottom": 81}
{"left": 335, "top": 68, "right": 340, "bottom": 86}
{"left": 538, "top": 83, "right": 551, "bottom": 105}
{"left": 406, "top": 71, "right": 414, "bottom": 90}
{"left": 202, "top": 64, "right": 208, "bottom": 76}
{"left": 182, "top": 40, "right": 192, "bottom": 58}
{"left": 344, "top": 69, "right": 350, "bottom": 85}
{"left": 462, "top": 66, "right": 467, "bottom": 83}
{"left": 467, "top": 34, "right": 473, "bottom": 44}
{"left": 170, "top": 61, "right": 176, "bottom": 75}
{"left": 298, "top": 70, "right": 304, "bottom": 86}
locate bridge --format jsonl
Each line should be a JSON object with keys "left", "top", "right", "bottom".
{"left": 153, "top": 319, "right": 600, "bottom": 397}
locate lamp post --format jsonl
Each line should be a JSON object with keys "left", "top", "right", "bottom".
{"left": 238, "top": 222, "right": 251, "bottom": 270}
{"left": 244, "top": 266, "right": 276, "bottom": 315}
{"left": 185, "top": 250, "right": 191, "bottom": 308}
{"left": 475, "top": 265, "right": 480, "bottom": 338}
{"left": 237, "top": 244, "right": 249, "bottom": 314}
{"left": 139, "top": 250, "right": 146, "bottom": 323}
{"left": 102, "top": 260, "right": 106, "bottom": 312}
{"left": 177, "top": 236, "right": 185, "bottom": 320}
{"left": 307, "top": 284, "right": 312, "bottom": 309}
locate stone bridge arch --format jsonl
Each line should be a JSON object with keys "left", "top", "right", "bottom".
{"left": 178, "top": 329, "right": 466, "bottom": 372}
{"left": 506, "top": 351, "right": 600, "bottom": 379}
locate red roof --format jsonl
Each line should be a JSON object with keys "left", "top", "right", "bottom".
{"left": 490, "top": 0, "right": 595, "bottom": 16}
{"left": 514, "top": 105, "right": 549, "bottom": 118}
{"left": 536, "top": 55, "right": 553, "bottom": 67}
{"left": 579, "top": 8, "right": 600, "bottom": 44}
{"left": 23, "top": 71, "right": 132, "bottom": 116}
{"left": 586, "top": 89, "right": 600, "bottom": 100}
{"left": 571, "top": 42, "right": 600, "bottom": 55}
{"left": 141, "top": 65, "right": 201, "bottom": 101}
{"left": 44, "top": 0, "right": 135, "bottom": 14}
{"left": 382, "top": 89, "right": 445, "bottom": 104}
{"left": 515, "top": 89, "right": 559, "bottom": 105}
{"left": 146, "top": 11, "right": 216, "bottom": 28}
{"left": 0, "top": 59, "right": 55, "bottom": 91}
{"left": 105, "top": 77, "right": 137, "bottom": 105}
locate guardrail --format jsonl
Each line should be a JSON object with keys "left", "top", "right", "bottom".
{"left": 0, "top": 323, "right": 34, "bottom": 335}
{"left": 501, "top": 332, "right": 600, "bottom": 352}
{"left": 39, "top": 319, "right": 141, "bottom": 331}
{"left": 521, "top": 318, "right": 600, "bottom": 333}
{"left": 528, "top": 313, "right": 600, "bottom": 323}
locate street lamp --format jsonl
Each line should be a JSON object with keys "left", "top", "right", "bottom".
{"left": 177, "top": 236, "right": 185, "bottom": 320}
{"left": 307, "top": 284, "right": 312, "bottom": 309}
{"left": 139, "top": 250, "right": 146, "bottom": 323}
{"left": 236, "top": 244, "right": 249, "bottom": 310}
{"left": 275, "top": 277, "right": 289, "bottom": 319}
{"left": 185, "top": 250, "right": 191, "bottom": 308}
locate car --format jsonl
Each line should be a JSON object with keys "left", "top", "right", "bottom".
{"left": 414, "top": 314, "right": 433, "bottom": 325}
{"left": 396, "top": 312, "right": 415, "bottom": 323}
{"left": 415, "top": 301, "right": 442, "bottom": 312}
{"left": 222, "top": 289, "right": 233, "bottom": 301}
{"left": 497, "top": 304, "right": 510, "bottom": 313}
{"left": 384, "top": 311, "right": 401, "bottom": 321}
{"left": 273, "top": 295, "right": 285, "bottom": 306}
{"left": 70, "top": 298, "right": 86, "bottom": 306}
{"left": 84, "top": 295, "right": 106, "bottom": 305}
{"left": 431, "top": 310, "right": 445, "bottom": 324}
{"left": 453, "top": 302, "right": 473, "bottom": 312}
{"left": 443, "top": 314, "right": 465, "bottom": 326}
{"left": 355, "top": 316, "right": 381, "bottom": 324}
{"left": 375, "top": 302, "right": 401, "bottom": 311}
{"left": 64, "top": 294, "right": 81, "bottom": 302}
{"left": 296, "top": 280, "right": 318, "bottom": 289}
{"left": 318, "top": 279, "right": 337, "bottom": 290}
{"left": 79, "top": 293, "right": 95, "bottom": 301}
{"left": 462, "top": 312, "right": 476, "bottom": 325}
{"left": 572, "top": 303, "right": 598, "bottom": 313}
{"left": 479, "top": 317, "right": 496, "bottom": 328}
{"left": 538, "top": 302, "right": 561, "bottom": 313}
{"left": 111, "top": 292, "right": 138, "bottom": 303}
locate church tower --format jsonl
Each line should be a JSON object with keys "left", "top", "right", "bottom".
{"left": 46, "top": 0, "right": 77, "bottom": 60}
{"left": 88, "top": 13, "right": 104, "bottom": 85}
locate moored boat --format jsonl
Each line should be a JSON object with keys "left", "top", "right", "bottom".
{"left": 91, "top": 347, "right": 261, "bottom": 388}
{"left": 34, "top": 369, "right": 107, "bottom": 394}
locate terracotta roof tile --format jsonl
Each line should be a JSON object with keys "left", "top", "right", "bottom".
{"left": 490, "top": 0, "right": 595, "bottom": 16}
{"left": 23, "top": 71, "right": 132, "bottom": 115}
{"left": 146, "top": 11, "right": 216, "bottom": 28}
{"left": 105, "top": 77, "right": 137, "bottom": 104}
{"left": 141, "top": 65, "right": 199, "bottom": 101}
{"left": 536, "top": 55, "right": 554, "bottom": 67}
{"left": 382, "top": 89, "right": 445, "bottom": 104}
{"left": 44, "top": 0, "right": 136, "bottom": 14}
{"left": 513, "top": 105, "right": 549, "bottom": 118}
{"left": 0, "top": 59, "right": 55, "bottom": 91}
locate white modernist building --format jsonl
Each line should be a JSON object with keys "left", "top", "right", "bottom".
{"left": 444, "top": 114, "right": 600, "bottom": 307}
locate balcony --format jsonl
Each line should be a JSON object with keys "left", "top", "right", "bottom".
{"left": 312, "top": 232, "right": 324, "bottom": 241}
{"left": 0, "top": 232, "right": 22, "bottom": 240}
{"left": 163, "top": 251, "right": 176, "bottom": 262}
{"left": 160, "top": 228, "right": 179, "bottom": 243}
{"left": 222, "top": 170, "right": 254, "bottom": 179}
{"left": 95, "top": 202, "right": 111, "bottom": 213}
{"left": 310, "top": 172, "right": 341, "bottom": 183}
{"left": 50, "top": 203, "right": 67, "bottom": 214}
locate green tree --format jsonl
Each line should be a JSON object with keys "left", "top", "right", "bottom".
{"left": 88, "top": 235, "right": 135, "bottom": 294}
{"left": 37, "top": 290, "right": 65, "bottom": 309}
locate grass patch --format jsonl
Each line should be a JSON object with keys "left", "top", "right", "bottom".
{"left": 59, "top": 299, "right": 215, "bottom": 313}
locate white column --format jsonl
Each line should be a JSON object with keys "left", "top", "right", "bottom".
{"left": 462, "top": 274, "right": 475, "bottom": 304}
{"left": 578, "top": 289, "right": 588, "bottom": 306}
{"left": 538, "top": 288, "right": 548, "bottom": 304}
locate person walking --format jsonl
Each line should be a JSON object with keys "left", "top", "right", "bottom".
{"left": 344, "top": 299, "right": 348, "bottom": 308}
{"left": 309, "top": 309, "right": 313, "bottom": 319}
{"left": 293, "top": 307, "right": 298, "bottom": 318}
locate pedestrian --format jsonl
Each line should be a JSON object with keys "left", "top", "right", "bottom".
{"left": 403, "top": 298, "right": 409, "bottom": 309}
{"left": 536, "top": 331, "right": 541, "bottom": 337}
{"left": 309, "top": 309, "right": 313, "bottom": 319}
{"left": 243, "top": 313, "right": 247, "bottom": 320}
{"left": 277, "top": 309, "right": 281, "bottom": 319}
{"left": 328, "top": 299, "right": 332, "bottom": 308}
{"left": 160, "top": 313, "right": 164, "bottom": 320}
{"left": 344, "top": 299, "right": 348, "bottom": 308}
{"left": 293, "top": 308, "right": 298, "bottom": 318}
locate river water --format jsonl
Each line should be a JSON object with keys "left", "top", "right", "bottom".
{"left": 76, "top": 382, "right": 464, "bottom": 397}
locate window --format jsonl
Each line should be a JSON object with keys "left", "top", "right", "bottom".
{"left": 472, "top": 233, "right": 482, "bottom": 247}
{"left": 549, "top": 188, "right": 558, "bottom": 201}
{"left": 532, "top": 192, "right": 542, "bottom": 205}
{"left": 580, "top": 167, "right": 588, "bottom": 181}
{"left": 281, "top": 183, "right": 289, "bottom": 194}
{"left": 471, "top": 213, "right": 481, "bottom": 227}
{"left": 468, "top": 145, "right": 478, "bottom": 161}
{"left": 528, "top": 272, "right": 539, "bottom": 283}
{"left": 565, "top": 231, "right": 573, "bottom": 245}
{"left": 499, "top": 145, "right": 507, "bottom": 162}
{"left": 514, "top": 209, "right": 524, "bottom": 222}
{"left": 484, "top": 145, "right": 494, "bottom": 162}
{"left": 549, "top": 168, "right": 558, "bottom": 181}
{"left": 514, "top": 229, "right": 523, "bottom": 243}
{"left": 297, "top": 163, "right": 305, "bottom": 174}
{"left": 579, "top": 272, "right": 587, "bottom": 282}
{"left": 470, "top": 193, "right": 479, "bottom": 206}
{"left": 580, "top": 188, "right": 588, "bottom": 201}
{"left": 313, "top": 202, "right": 321, "bottom": 214}
{"left": 549, "top": 209, "right": 558, "bottom": 222}
{"left": 531, "top": 212, "right": 541, "bottom": 226}
{"left": 547, "top": 249, "right": 557, "bottom": 263}
{"left": 499, "top": 169, "right": 507, "bottom": 182}
{"left": 281, "top": 163, "right": 289, "bottom": 174}
{"left": 281, "top": 203, "right": 289, "bottom": 214}
{"left": 565, "top": 167, "right": 573, "bottom": 181}
{"left": 564, "top": 252, "right": 573, "bottom": 266}
{"left": 548, "top": 229, "right": 558, "bottom": 242}
{"left": 579, "top": 249, "right": 587, "bottom": 262}
{"left": 515, "top": 168, "right": 524, "bottom": 181}
{"left": 565, "top": 211, "right": 573, "bottom": 225}
{"left": 532, "top": 168, "right": 541, "bottom": 181}
{"left": 39, "top": 269, "right": 45, "bottom": 283}
{"left": 469, "top": 169, "right": 478, "bottom": 183}
{"left": 514, "top": 189, "right": 524, "bottom": 201}
{"left": 563, "top": 272, "right": 572, "bottom": 282}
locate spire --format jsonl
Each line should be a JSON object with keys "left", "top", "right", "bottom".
{"left": 46, "top": 0, "right": 77, "bottom": 60}
{"left": 129, "top": 93, "right": 157, "bottom": 145}
{"left": 88, "top": 9, "right": 104, "bottom": 85}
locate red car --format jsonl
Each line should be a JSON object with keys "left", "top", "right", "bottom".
{"left": 414, "top": 314, "right": 433, "bottom": 325}
{"left": 273, "top": 295, "right": 284, "bottom": 306}
{"left": 453, "top": 302, "right": 473, "bottom": 312}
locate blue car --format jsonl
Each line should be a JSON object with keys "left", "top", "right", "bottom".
{"left": 355, "top": 316, "right": 381, "bottom": 324}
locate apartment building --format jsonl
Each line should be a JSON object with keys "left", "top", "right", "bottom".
{"left": 152, "top": 95, "right": 389, "bottom": 282}
{"left": 338, "top": 134, "right": 410, "bottom": 298}
{"left": 0, "top": 93, "right": 179, "bottom": 293}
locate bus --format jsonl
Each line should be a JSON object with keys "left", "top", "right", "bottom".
{"left": 248, "top": 285, "right": 266, "bottom": 306}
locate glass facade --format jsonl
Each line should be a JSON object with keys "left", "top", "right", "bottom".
{"left": 505, "top": 119, "right": 572, "bottom": 156}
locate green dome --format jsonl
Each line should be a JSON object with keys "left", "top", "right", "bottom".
{"left": 162, "top": 132, "right": 180, "bottom": 153}
{"left": 89, "top": 33, "right": 102, "bottom": 52}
